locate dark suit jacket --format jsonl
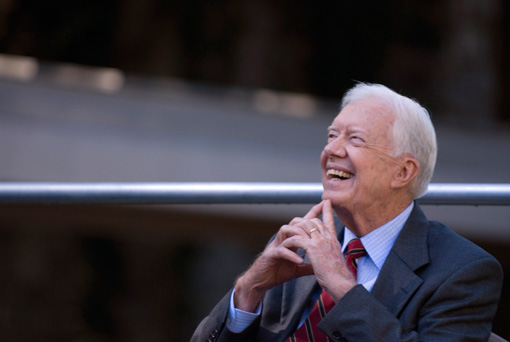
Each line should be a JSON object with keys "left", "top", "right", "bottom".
{"left": 191, "top": 204, "right": 503, "bottom": 342}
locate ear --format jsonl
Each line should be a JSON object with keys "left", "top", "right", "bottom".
{"left": 391, "top": 154, "right": 419, "bottom": 190}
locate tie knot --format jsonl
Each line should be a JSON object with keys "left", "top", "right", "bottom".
{"left": 346, "top": 238, "right": 366, "bottom": 257}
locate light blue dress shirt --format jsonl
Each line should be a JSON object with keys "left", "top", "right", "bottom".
{"left": 227, "top": 202, "right": 414, "bottom": 333}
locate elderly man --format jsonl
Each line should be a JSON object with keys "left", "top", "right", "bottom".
{"left": 191, "top": 83, "right": 503, "bottom": 342}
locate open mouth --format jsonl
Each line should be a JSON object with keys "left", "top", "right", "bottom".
{"left": 326, "top": 169, "right": 354, "bottom": 180}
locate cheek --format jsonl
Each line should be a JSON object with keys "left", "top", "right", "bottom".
{"left": 320, "top": 151, "right": 327, "bottom": 166}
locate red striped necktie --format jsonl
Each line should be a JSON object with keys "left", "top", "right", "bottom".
{"left": 286, "top": 238, "right": 367, "bottom": 342}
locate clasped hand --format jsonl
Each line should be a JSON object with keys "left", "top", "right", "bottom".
{"left": 234, "top": 200, "right": 356, "bottom": 312}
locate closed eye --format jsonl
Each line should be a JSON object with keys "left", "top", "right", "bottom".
{"left": 350, "top": 135, "right": 366, "bottom": 144}
{"left": 327, "top": 131, "right": 339, "bottom": 141}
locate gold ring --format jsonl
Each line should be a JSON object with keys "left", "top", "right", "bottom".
{"left": 309, "top": 228, "right": 319, "bottom": 234}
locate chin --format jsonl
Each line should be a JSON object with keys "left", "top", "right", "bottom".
{"left": 322, "top": 190, "right": 346, "bottom": 207}
{"left": 322, "top": 189, "right": 352, "bottom": 209}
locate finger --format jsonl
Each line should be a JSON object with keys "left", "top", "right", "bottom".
{"left": 274, "top": 247, "right": 305, "bottom": 265}
{"left": 309, "top": 218, "right": 325, "bottom": 237}
{"left": 295, "top": 220, "right": 321, "bottom": 236}
{"left": 270, "top": 239, "right": 307, "bottom": 264}
{"left": 280, "top": 235, "right": 316, "bottom": 254}
{"left": 277, "top": 225, "right": 309, "bottom": 241}
{"left": 308, "top": 226, "right": 320, "bottom": 235}
{"left": 321, "top": 200, "right": 337, "bottom": 236}
{"left": 289, "top": 217, "right": 304, "bottom": 226}
{"left": 303, "top": 201, "right": 325, "bottom": 220}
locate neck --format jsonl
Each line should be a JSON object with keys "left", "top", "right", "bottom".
{"left": 335, "top": 199, "right": 413, "bottom": 237}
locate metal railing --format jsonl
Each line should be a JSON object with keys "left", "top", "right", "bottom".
{"left": 0, "top": 182, "right": 508, "bottom": 205}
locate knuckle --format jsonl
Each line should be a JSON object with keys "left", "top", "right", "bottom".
{"left": 289, "top": 217, "right": 302, "bottom": 224}
{"left": 311, "top": 218, "right": 322, "bottom": 225}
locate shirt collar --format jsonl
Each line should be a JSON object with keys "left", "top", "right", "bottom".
{"left": 342, "top": 202, "right": 414, "bottom": 270}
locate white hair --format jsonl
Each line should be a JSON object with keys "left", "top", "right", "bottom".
{"left": 341, "top": 83, "right": 437, "bottom": 198}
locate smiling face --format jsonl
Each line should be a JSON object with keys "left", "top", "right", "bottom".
{"left": 321, "top": 98, "right": 403, "bottom": 225}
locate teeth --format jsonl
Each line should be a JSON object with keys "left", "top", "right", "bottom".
{"left": 327, "top": 169, "right": 354, "bottom": 179}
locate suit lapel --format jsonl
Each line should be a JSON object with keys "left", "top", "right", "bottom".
{"left": 371, "top": 203, "right": 430, "bottom": 317}
{"left": 282, "top": 275, "right": 317, "bottom": 322}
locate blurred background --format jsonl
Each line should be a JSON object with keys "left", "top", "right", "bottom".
{"left": 0, "top": 0, "right": 509, "bottom": 340}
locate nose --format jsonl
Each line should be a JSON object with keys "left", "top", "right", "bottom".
{"left": 324, "top": 135, "right": 348, "bottom": 158}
